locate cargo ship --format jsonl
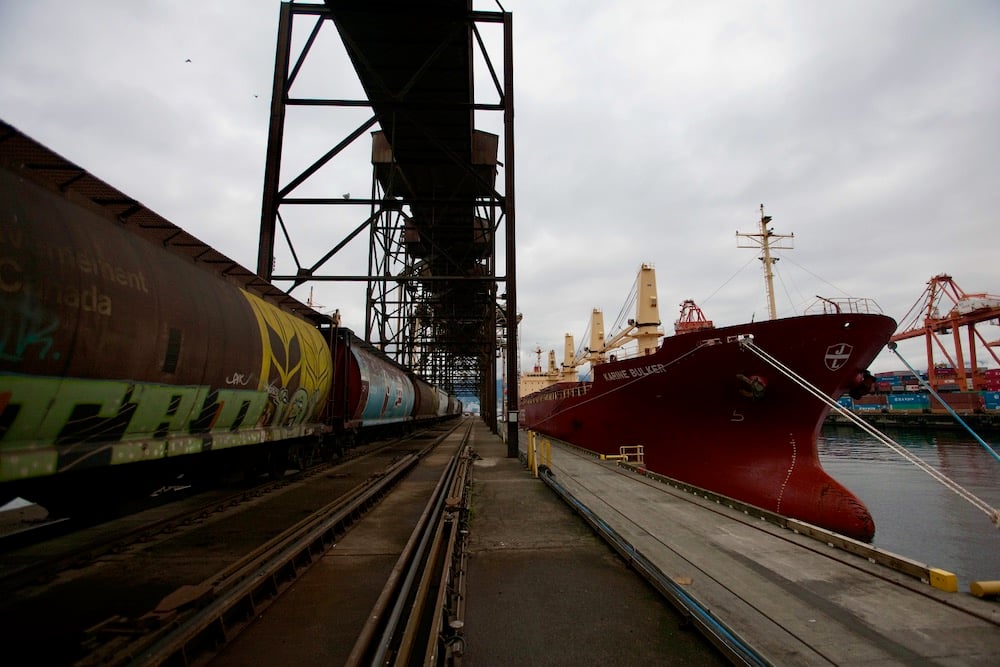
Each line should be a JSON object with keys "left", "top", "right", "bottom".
{"left": 520, "top": 209, "right": 897, "bottom": 541}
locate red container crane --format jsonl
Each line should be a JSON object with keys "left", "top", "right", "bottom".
{"left": 890, "top": 274, "right": 1000, "bottom": 391}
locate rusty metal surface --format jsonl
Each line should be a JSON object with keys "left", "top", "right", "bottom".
{"left": 330, "top": 1, "right": 477, "bottom": 186}
{"left": 412, "top": 375, "right": 441, "bottom": 421}
{"left": 260, "top": 3, "right": 511, "bottom": 400}
{"left": 0, "top": 120, "right": 334, "bottom": 488}
{"left": 0, "top": 120, "right": 323, "bottom": 324}
{"left": 1, "top": 167, "right": 263, "bottom": 386}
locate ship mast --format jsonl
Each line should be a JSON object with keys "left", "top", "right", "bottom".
{"left": 736, "top": 204, "right": 794, "bottom": 320}
{"left": 530, "top": 345, "right": 543, "bottom": 373}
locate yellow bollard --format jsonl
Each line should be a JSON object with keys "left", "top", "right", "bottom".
{"left": 970, "top": 580, "right": 1000, "bottom": 598}
{"left": 527, "top": 431, "right": 537, "bottom": 477}
{"left": 541, "top": 437, "right": 551, "bottom": 468}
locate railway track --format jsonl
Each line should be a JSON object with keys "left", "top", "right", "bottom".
{"left": 0, "top": 420, "right": 473, "bottom": 666}
{"left": 0, "top": 430, "right": 434, "bottom": 589}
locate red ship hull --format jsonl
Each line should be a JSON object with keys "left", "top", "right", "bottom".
{"left": 521, "top": 312, "right": 896, "bottom": 541}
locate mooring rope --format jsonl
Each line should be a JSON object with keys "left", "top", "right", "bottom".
{"left": 887, "top": 341, "right": 1000, "bottom": 464}
{"left": 739, "top": 336, "right": 1000, "bottom": 528}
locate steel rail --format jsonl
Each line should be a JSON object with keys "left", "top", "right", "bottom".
{"left": 404, "top": 444, "right": 474, "bottom": 666}
{"left": 1, "top": 428, "right": 435, "bottom": 594}
{"left": 0, "top": 479, "right": 297, "bottom": 595}
{"left": 75, "top": 422, "right": 466, "bottom": 666}
{"left": 346, "top": 421, "right": 474, "bottom": 666}
{"left": 0, "top": 516, "right": 73, "bottom": 553}
{"left": 77, "top": 454, "right": 419, "bottom": 666}
{"left": 426, "top": 445, "right": 473, "bottom": 666}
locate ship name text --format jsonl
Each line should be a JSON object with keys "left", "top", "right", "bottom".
{"left": 602, "top": 363, "right": 668, "bottom": 383}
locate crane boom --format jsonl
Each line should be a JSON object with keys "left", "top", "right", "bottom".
{"left": 890, "top": 274, "right": 1000, "bottom": 390}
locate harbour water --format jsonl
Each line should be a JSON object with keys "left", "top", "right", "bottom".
{"left": 819, "top": 424, "right": 1000, "bottom": 589}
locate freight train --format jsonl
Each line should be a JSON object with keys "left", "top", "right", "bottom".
{"left": 0, "top": 120, "right": 460, "bottom": 513}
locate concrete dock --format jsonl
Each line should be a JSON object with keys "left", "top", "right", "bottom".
{"left": 463, "top": 422, "right": 1000, "bottom": 665}
{"left": 463, "top": 424, "right": 723, "bottom": 665}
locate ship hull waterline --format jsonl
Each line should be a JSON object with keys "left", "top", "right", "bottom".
{"left": 521, "top": 312, "right": 897, "bottom": 542}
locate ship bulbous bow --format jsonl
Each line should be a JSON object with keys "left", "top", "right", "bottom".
{"left": 777, "top": 464, "right": 875, "bottom": 542}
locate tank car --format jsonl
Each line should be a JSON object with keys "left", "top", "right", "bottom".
{"left": 411, "top": 374, "right": 443, "bottom": 422}
{"left": 0, "top": 121, "right": 339, "bottom": 509}
{"left": 327, "top": 327, "right": 416, "bottom": 431}
{"left": 0, "top": 120, "right": 465, "bottom": 512}
{"left": 327, "top": 329, "right": 462, "bottom": 431}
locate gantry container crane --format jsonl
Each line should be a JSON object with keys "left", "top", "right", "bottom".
{"left": 890, "top": 274, "right": 1000, "bottom": 391}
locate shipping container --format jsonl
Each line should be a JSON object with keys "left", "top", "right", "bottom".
{"left": 929, "top": 391, "right": 984, "bottom": 414}
{"left": 983, "top": 391, "right": 1000, "bottom": 410}
{"left": 887, "top": 394, "right": 930, "bottom": 411}
{"left": 854, "top": 394, "right": 888, "bottom": 406}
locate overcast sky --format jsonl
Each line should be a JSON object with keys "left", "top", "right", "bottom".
{"left": 2, "top": 1, "right": 998, "bottom": 386}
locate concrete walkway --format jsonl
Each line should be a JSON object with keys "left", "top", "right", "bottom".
{"left": 462, "top": 421, "right": 723, "bottom": 666}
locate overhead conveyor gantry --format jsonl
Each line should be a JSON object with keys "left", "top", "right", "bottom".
{"left": 256, "top": 0, "right": 517, "bottom": 440}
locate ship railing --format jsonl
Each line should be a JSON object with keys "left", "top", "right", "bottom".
{"left": 601, "top": 444, "right": 644, "bottom": 464}
{"left": 522, "top": 384, "right": 593, "bottom": 404}
{"left": 555, "top": 385, "right": 592, "bottom": 400}
{"left": 604, "top": 347, "right": 650, "bottom": 363}
{"left": 806, "top": 296, "right": 883, "bottom": 315}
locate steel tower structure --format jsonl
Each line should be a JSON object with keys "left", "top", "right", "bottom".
{"left": 255, "top": 1, "right": 517, "bottom": 438}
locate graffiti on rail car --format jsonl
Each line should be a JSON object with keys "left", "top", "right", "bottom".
{"left": 0, "top": 374, "right": 328, "bottom": 482}
{"left": 242, "top": 290, "right": 332, "bottom": 428}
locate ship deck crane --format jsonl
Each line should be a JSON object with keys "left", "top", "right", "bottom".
{"left": 558, "top": 264, "right": 664, "bottom": 373}
{"left": 589, "top": 264, "right": 663, "bottom": 363}
{"left": 890, "top": 274, "right": 1000, "bottom": 391}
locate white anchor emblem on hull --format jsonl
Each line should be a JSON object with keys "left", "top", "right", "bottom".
{"left": 825, "top": 343, "right": 853, "bottom": 371}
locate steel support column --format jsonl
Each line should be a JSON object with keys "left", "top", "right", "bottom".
{"left": 257, "top": 2, "right": 292, "bottom": 279}
{"left": 502, "top": 11, "right": 518, "bottom": 452}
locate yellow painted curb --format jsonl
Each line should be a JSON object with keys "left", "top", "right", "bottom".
{"left": 929, "top": 568, "right": 957, "bottom": 592}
